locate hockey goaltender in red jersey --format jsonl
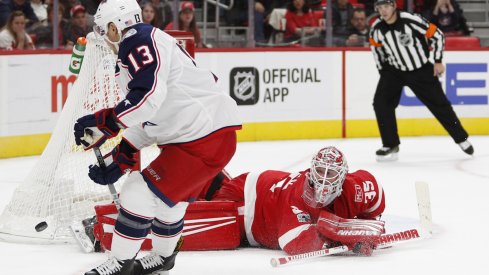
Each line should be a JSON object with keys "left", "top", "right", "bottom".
{"left": 90, "top": 146, "right": 386, "bottom": 257}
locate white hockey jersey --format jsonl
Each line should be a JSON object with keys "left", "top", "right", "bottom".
{"left": 113, "top": 23, "right": 241, "bottom": 148}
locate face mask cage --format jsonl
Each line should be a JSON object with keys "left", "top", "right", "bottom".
{"left": 302, "top": 147, "right": 348, "bottom": 208}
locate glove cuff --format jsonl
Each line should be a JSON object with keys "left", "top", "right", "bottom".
{"left": 94, "top": 108, "right": 121, "bottom": 138}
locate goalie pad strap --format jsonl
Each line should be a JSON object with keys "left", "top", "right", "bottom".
{"left": 205, "top": 172, "right": 225, "bottom": 201}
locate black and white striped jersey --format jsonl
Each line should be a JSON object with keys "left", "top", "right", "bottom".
{"left": 369, "top": 11, "right": 445, "bottom": 72}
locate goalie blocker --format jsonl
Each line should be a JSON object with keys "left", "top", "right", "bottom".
{"left": 92, "top": 200, "right": 244, "bottom": 251}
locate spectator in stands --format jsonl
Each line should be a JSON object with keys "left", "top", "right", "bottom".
{"left": 0, "top": 0, "right": 9, "bottom": 28}
{"left": 345, "top": 8, "right": 368, "bottom": 46}
{"left": 64, "top": 4, "right": 89, "bottom": 48}
{"left": 255, "top": 0, "right": 271, "bottom": 43}
{"left": 0, "top": 0, "right": 39, "bottom": 29}
{"left": 165, "top": 1, "right": 203, "bottom": 48}
{"left": 140, "top": 0, "right": 172, "bottom": 30}
{"left": 428, "top": 0, "right": 470, "bottom": 36}
{"left": 30, "top": 3, "right": 68, "bottom": 48}
{"left": 30, "top": 0, "right": 47, "bottom": 23}
{"left": 80, "top": 0, "right": 100, "bottom": 26}
{"left": 60, "top": 0, "right": 81, "bottom": 21}
{"left": 141, "top": 1, "right": 159, "bottom": 28}
{"left": 0, "top": 10, "right": 35, "bottom": 49}
{"left": 284, "top": 0, "right": 320, "bottom": 43}
{"left": 356, "top": 0, "right": 374, "bottom": 16}
{"left": 224, "top": 0, "right": 248, "bottom": 27}
{"left": 254, "top": 0, "right": 287, "bottom": 43}
{"left": 332, "top": 0, "right": 354, "bottom": 37}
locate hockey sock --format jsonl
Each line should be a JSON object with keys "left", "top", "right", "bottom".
{"left": 151, "top": 218, "right": 184, "bottom": 257}
{"left": 111, "top": 206, "right": 153, "bottom": 260}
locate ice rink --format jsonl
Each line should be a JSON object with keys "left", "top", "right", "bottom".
{"left": 1, "top": 136, "right": 488, "bottom": 275}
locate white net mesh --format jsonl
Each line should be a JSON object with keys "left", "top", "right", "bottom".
{"left": 0, "top": 34, "right": 126, "bottom": 242}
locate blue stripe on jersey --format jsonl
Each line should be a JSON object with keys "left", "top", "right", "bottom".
{"left": 114, "top": 88, "right": 147, "bottom": 116}
{"left": 141, "top": 173, "right": 177, "bottom": 207}
{"left": 114, "top": 207, "right": 153, "bottom": 238}
{"left": 115, "top": 24, "right": 160, "bottom": 118}
{"left": 152, "top": 218, "right": 184, "bottom": 237}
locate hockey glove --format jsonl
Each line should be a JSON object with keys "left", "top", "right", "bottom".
{"left": 317, "top": 211, "right": 385, "bottom": 256}
{"left": 74, "top": 108, "right": 122, "bottom": 150}
{"left": 88, "top": 139, "right": 138, "bottom": 185}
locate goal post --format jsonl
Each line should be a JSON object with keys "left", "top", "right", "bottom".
{"left": 0, "top": 31, "right": 195, "bottom": 243}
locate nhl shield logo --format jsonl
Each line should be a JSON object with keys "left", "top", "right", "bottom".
{"left": 398, "top": 33, "right": 412, "bottom": 46}
{"left": 230, "top": 67, "right": 259, "bottom": 105}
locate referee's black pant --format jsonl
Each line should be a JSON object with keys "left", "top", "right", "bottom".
{"left": 373, "top": 63, "right": 468, "bottom": 148}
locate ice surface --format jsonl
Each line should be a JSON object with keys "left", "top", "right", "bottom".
{"left": 1, "top": 136, "right": 488, "bottom": 275}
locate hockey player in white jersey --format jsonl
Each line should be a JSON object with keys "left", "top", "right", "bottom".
{"left": 73, "top": 0, "right": 241, "bottom": 274}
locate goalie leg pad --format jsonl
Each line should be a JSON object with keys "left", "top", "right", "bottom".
{"left": 182, "top": 201, "right": 242, "bottom": 251}
{"left": 92, "top": 201, "right": 242, "bottom": 252}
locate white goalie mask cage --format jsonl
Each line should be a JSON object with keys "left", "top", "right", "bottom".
{"left": 93, "top": 0, "right": 142, "bottom": 42}
{"left": 303, "top": 146, "right": 349, "bottom": 208}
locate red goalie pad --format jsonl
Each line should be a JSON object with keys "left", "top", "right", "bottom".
{"left": 93, "top": 201, "right": 243, "bottom": 252}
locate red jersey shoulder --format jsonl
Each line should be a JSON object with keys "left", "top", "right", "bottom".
{"left": 332, "top": 170, "right": 385, "bottom": 219}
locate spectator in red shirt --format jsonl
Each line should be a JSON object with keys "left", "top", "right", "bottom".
{"left": 165, "top": 1, "right": 203, "bottom": 48}
{"left": 284, "top": 0, "right": 320, "bottom": 43}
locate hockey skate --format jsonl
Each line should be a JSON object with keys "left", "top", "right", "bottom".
{"left": 70, "top": 216, "right": 101, "bottom": 253}
{"left": 84, "top": 257, "right": 135, "bottom": 275}
{"left": 458, "top": 140, "right": 474, "bottom": 155}
{"left": 133, "top": 236, "right": 183, "bottom": 275}
{"left": 375, "top": 146, "right": 399, "bottom": 162}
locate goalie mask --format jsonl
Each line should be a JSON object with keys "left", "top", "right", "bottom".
{"left": 303, "top": 146, "right": 349, "bottom": 208}
{"left": 93, "top": 0, "right": 142, "bottom": 45}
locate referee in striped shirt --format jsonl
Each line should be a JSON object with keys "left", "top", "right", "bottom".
{"left": 369, "top": 0, "right": 473, "bottom": 161}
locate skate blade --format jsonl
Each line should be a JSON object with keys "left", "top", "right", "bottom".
{"left": 376, "top": 152, "right": 398, "bottom": 162}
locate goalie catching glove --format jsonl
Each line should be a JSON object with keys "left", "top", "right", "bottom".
{"left": 317, "top": 211, "right": 385, "bottom": 256}
{"left": 88, "top": 138, "right": 138, "bottom": 185}
{"left": 74, "top": 108, "right": 123, "bottom": 150}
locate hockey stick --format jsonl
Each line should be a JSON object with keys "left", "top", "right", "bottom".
{"left": 92, "top": 146, "right": 121, "bottom": 210}
{"left": 81, "top": 128, "right": 121, "bottom": 209}
{"left": 70, "top": 132, "right": 121, "bottom": 253}
{"left": 270, "top": 245, "right": 349, "bottom": 267}
{"left": 270, "top": 227, "right": 428, "bottom": 267}
{"left": 271, "top": 181, "right": 434, "bottom": 267}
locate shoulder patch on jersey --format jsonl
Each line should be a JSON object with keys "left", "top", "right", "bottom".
{"left": 122, "top": 28, "right": 138, "bottom": 41}
{"left": 297, "top": 213, "right": 311, "bottom": 223}
{"left": 291, "top": 206, "right": 311, "bottom": 223}
{"left": 354, "top": 184, "right": 363, "bottom": 203}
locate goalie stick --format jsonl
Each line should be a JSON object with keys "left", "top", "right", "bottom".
{"left": 270, "top": 181, "right": 433, "bottom": 267}
{"left": 270, "top": 227, "right": 429, "bottom": 267}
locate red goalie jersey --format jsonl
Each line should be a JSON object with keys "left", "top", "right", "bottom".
{"left": 215, "top": 169, "right": 385, "bottom": 255}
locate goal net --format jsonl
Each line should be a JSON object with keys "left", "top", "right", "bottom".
{"left": 0, "top": 31, "right": 195, "bottom": 243}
